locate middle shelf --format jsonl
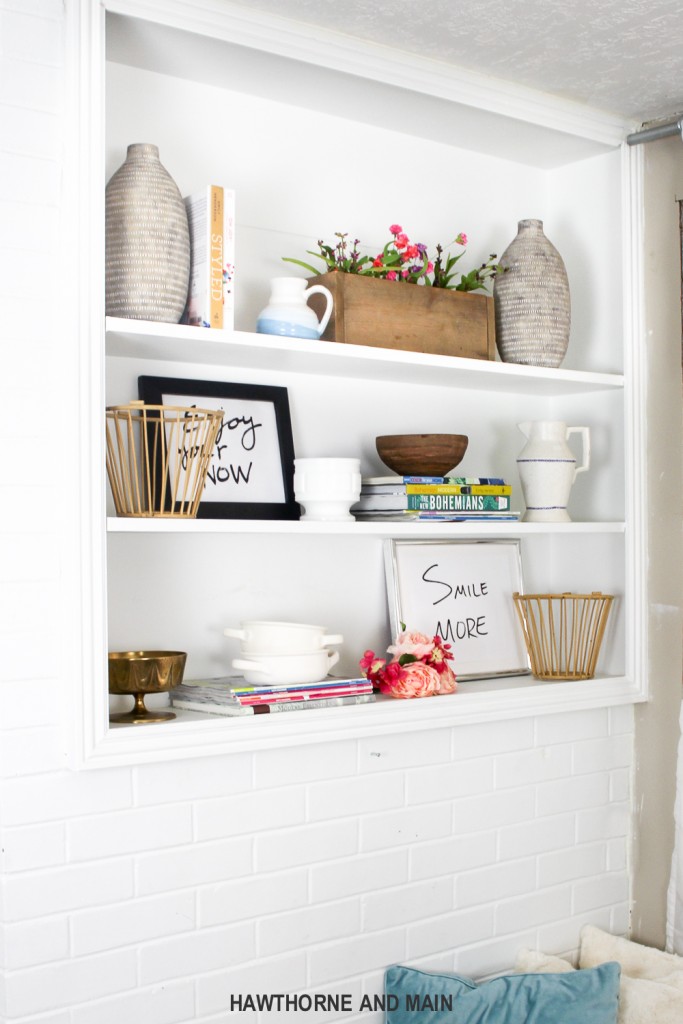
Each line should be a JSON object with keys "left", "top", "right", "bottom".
{"left": 107, "top": 518, "right": 626, "bottom": 536}
{"left": 106, "top": 317, "right": 625, "bottom": 395}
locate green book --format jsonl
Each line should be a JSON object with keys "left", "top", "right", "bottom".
{"left": 407, "top": 493, "right": 511, "bottom": 512}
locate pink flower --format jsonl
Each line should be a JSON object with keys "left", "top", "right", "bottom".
{"left": 389, "top": 223, "right": 403, "bottom": 235}
{"left": 395, "top": 233, "right": 410, "bottom": 250}
{"left": 386, "top": 271, "right": 398, "bottom": 281}
{"left": 427, "top": 261, "right": 434, "bottom": 273}
{"left": 359, "top": 649, "right": 386, "bottom": 683}
{"left": 405, "top": 244, "right": 419, "bottom": 259}
{"left": 437, "top": 665, "right": 457, "bottom": 693}
{"left": 388, "top": 630, "right": 435, "bottom": 660}
{"left": 361, "top": 626, "right": 457, "bottom": 699}
{"left": 382, "top": 661, "right": 406, "bottom": 686}
{"left": 455, "top": 232, "right": 468, "bottom": 246}
{"left": 427, "top": 635, "right": 454, "bottom": 672}
{"left": 384, "top": 661, "right": 441, "bottom": 699}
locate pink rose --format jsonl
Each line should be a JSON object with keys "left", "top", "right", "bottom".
{"left": 388, "top": 630, "right": 435, "bottom": 660}
{"left": 436, "top": 665, "right": 457, "bottom": 694}
{"left": 385, "top": 661, "right": 441, "bottom": 699}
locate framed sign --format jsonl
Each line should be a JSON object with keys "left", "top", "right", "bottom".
{"left": 384, "top": 539, "right": 529, "bottom": 680}
{"left": 138, "top": 376, "right": 299, "bottom": 520}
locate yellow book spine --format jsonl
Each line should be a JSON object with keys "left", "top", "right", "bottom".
{"left": 405, "top": 484, "right": 512, "bottom": 495}
{"left": 209, "top": 185, "right": 224, "bottom": 329}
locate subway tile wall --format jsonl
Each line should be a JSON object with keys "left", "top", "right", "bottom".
{"left": 0, "top": 707, "right": 634, "bottom": 1021}
{"left": 0, "top": 3, "right": 634, "bottom": 1021}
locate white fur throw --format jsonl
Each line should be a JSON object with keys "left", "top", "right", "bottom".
{"left": 515, "top": 925, "right": 683, "bottom": 1024}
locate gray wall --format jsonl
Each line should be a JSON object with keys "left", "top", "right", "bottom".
{"left": 632, "top": 134, "right": 683, "bottom": 946}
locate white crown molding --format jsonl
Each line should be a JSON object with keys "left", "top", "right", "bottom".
{"left": 105, "top": 0, "right": 635, "bottom": 148}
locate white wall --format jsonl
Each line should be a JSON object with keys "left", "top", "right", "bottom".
{"left": 0, "top": 3, "right": 636, "bottom": 1021}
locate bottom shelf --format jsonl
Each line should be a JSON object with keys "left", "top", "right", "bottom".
{"left": 90, "top": 672, "right": 644, "bottom": 767}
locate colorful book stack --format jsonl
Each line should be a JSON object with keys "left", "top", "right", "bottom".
{"left": 171, "top": 676, "right": 375, "bottom": 716}
{"left": 352, "top": 475, "right": 520, "bottom": 521}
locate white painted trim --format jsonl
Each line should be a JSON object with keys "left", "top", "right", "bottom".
{"left": 66, "top": 0, "right": 110, "bottom": 768}
{"left": 104, "top": 0, "right": 633, "bottom": 149}
{"left": 621, "top": 141, "right": 649, "bottom": 700}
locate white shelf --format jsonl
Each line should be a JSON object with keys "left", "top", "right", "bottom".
{"left": 74, "top": 0, "right": 646, "bottom": 768}
{"left": 106, "top": 317, "right": 625, "bottom": 396}
{"left": 107, "top": 516, "right": 626, "bottom": 536}
{"left": 93, "top": 671, "right": 642, "bottom": 767}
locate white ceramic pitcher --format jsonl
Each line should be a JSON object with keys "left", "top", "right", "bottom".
{"left": 517, "top": 420, "right": 590, "bottom": 522}
{"left": 256, "top": 277, "right": 333, "bottom": 339}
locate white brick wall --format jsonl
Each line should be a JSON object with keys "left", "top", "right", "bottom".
{"left": 0, "top": 4, "right": 635, "bottom": 1021}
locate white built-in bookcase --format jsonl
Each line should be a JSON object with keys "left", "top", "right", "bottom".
{"left": 68, "top": 0, "right": 646, "bottom": 766}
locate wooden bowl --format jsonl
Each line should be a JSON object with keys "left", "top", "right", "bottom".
{"left": 376, "top": 434, "right": 469, "bottom": 477}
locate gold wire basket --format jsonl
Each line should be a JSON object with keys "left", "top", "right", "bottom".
{"left": 105, "top": 401, "right": 223, "bottom": 518}
{"left": 513, "top": 592, "right": 614, "bottom": 681}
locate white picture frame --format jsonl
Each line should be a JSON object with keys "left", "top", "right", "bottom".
{"left": 384, "top": 539, "right": 530, "bottom": 681}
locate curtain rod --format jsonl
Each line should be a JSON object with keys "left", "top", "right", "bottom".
{"left": 627, "top": 118, "right": 683, "bottom": 145}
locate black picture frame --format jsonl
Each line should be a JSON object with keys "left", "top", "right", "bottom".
{"left": 138, "top": 375, "right": 299, "bottom": 520}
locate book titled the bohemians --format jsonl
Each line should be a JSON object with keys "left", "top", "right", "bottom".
{"left": 182, "top": 184, "right": 235, "bottom": 330}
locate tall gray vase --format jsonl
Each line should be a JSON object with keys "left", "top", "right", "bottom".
{"left": 493, "top": 219, "right": 570, "bottom": 368}
{"left": 105, "top": 143, "right": 190, "bottom": 323}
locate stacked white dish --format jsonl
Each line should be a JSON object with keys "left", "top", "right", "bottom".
{"left": 224, "top": 620, "right": 344, "bottom": 684}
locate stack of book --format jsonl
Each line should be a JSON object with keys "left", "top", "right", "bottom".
{"left": 352, "top": 475, "right": 520, "bottom": 522}
{"left": 171, "top": 676, "right": 375, "bottom": 716}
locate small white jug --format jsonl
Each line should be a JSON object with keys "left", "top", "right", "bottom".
{"left": 517, "top": 420, "right": 590, "bottom": 522}
{"left": 256, "top": 277, "right": 333, "bottom": 340}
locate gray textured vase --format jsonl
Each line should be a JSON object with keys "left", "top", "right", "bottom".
{"left": 105, "top": 143, "right": 190, "bottom": 323}
{"left": 493, "top": 219, "right": 571, "bottom": 368}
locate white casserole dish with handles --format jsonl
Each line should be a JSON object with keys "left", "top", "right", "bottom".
{"left": 224, "top": 620, "right": 343, "bottom": 654}
{"left": 231, "top": 649, "right": 340, "bottom": 684}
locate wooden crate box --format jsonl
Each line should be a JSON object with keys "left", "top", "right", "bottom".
{"left": 307, "top": 272, "right": 496, "bottom": 360}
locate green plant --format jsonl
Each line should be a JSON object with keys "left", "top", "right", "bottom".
{"left": 283, "top": 225, "right": 505, "bottom": 292}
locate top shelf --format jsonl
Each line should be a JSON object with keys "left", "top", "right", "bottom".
{"left": 105, "top": 4, "right": 632, "bottom": 168}
{"left": 106, "top": 317, "right": 625, "bottom": 396}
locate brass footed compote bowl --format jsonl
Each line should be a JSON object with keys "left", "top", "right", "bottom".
{"left": 108, "top": 650, "right": 187, "bottom": 725}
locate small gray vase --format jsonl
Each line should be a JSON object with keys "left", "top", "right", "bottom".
{"left": 105, "top": 143, "right": 190, "bottom": 323}
{"left": 493, "top": 219, "right": 570, "bottom": 368}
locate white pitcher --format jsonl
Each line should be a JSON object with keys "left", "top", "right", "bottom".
{"left": 517, "top": 420, "right": 590, "bottom": 522}
{"left": 256, "top": 277, "right": 333, "bottom": 340}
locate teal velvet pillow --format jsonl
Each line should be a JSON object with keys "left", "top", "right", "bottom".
{"left": 385, "top": 962, "right": 620, "bottom": 1024}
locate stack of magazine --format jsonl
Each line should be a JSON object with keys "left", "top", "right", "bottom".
{"left": 172, "top": 676, "right": 375, "bottom": 717}
{"left": 352, "top": 475, "right": 520, "bottom": 522}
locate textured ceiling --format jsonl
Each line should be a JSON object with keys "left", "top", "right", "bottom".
{"left": 225, "top": 0, "right": 683, "bottom": 122}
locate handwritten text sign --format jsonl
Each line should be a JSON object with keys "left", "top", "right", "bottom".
{"left": 164, "top": 393, "right": 286, "bottom": 504}
{"left": 384, "top": 539, "right": 529, "bottom": 680}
